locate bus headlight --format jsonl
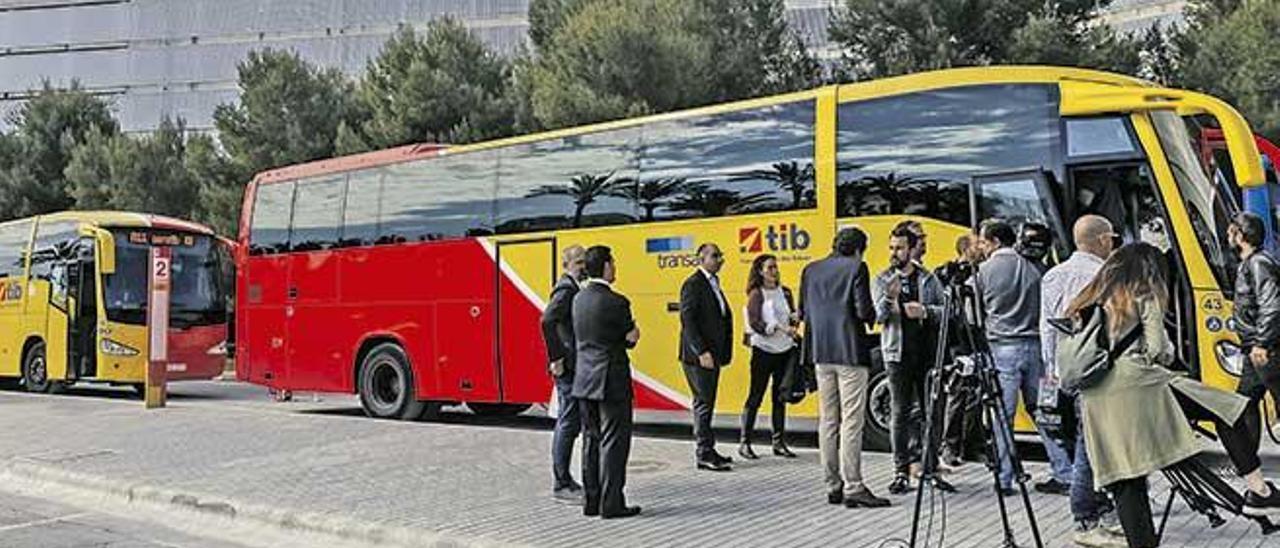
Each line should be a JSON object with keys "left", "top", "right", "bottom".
{"left": 207, "top": 341, "right": 227, "bottom": 356}
{"left": 1215, "top": 341, "right": 1244, "bottom": 377}
{"left": 101, "top": 339, "right": 140, "bottom": 356}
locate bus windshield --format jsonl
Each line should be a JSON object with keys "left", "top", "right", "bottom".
{"left": 104, "top": 229, "right": 227, "bottom": 327}
{"left": 1152, "top": 111, "right": 1236, "bottom": 290}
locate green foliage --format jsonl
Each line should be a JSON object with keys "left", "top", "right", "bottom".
{"left": 527, "top": 0, "right": 820, "bottom": 129}
{"left": 828, "top": 0, "right": 1118, "bottom": 79}
{"left": 186, "top": 134, "right": 246, "bottom": 237}
{"left": 355, "top": 20, "right": 515, "bottom": 149}
{"left": 1178, "top": 0, "right": 1280, "bottom": 142}
{"left": 64, "top": 117, "right": 201, "bottom": 218}
{"left": 213, "top": 49, "right": 359, "bottom": 176}
{"left": 1007, "top": 14, "right": 1143, "bottom": 75}
{"left": 0, "top": 82, "right": 118, "bottom": 220}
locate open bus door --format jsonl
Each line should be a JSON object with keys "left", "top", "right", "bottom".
{"left": 1201, "top": 128, "right": 1280, "bottom": 251}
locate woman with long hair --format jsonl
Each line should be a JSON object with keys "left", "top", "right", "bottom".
{"left": 738, "top": 254, "right": 799, "bottom": 459}
{"left": 1064, "top": 243, "right": 1246, "bottom": 547}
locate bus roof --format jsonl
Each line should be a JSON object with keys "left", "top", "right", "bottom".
{"left": 252, "top": 143, "right": 449, "bottom": 186}
{"left": 249, "top": 65, "right": 1151, "bottom": 187}
{"left": 0, "top": 211, "right": 216, "bottom": 235}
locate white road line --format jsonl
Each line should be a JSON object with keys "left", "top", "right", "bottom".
{"left": 0, "top": 512, "right": 91, "bottom": 533}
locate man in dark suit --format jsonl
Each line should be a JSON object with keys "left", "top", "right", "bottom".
{"left": 541, "top": 244, "right": 586, "bottom": 504}
{"left": 572, "top": 245, "right": 641, "bottom": 519}
{"left": 679, "top": 242, "right": 734, "bottom": 471}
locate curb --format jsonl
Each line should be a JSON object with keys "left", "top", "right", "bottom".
{"left": 0, "top": 459, "right": 520, "bottom": 548}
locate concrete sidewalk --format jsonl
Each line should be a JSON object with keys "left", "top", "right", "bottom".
{"left": 0, "top": 383, "right": 1275, "bottom": 547}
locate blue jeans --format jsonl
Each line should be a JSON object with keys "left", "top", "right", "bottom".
{"left": 990, "top": 339, "right": 1073, "bottom": 489}
{"left": 552, "top": 374, "right": 582, "bottom": 490}
{"left": 1070, "top": 397, "right": 1111, "bottom": 523}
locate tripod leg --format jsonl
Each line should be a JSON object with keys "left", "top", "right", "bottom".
{"left": 1157, "top": 487, "right": 1177, "bottom": 543}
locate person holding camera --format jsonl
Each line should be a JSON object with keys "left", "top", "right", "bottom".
{"left": 875, "top": 223, "right": 950, "bottom": 495}
{"left": 738, "top": 254, "right": 799, "bottom": 460}
{"left": 975, "top": 219, "right": 1073, "bottom": 496}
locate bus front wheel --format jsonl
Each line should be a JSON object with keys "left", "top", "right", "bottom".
{"left": 357, "top": 343, "right": 426, "bottom": 420}
{"left": 22, "top": 342, "right": 63, "bottom": 394}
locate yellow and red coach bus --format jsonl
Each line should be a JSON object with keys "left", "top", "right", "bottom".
{"left": 0, "top": 211, "right": 230, "bottom": 394}
{"left": 235, "top": 66, "right": 1265, "bottom": 448}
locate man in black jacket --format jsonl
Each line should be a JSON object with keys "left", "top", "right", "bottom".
{"left": 540, "top": 244, "right": 586, "bottom": 504}
{"left": 679, "top": 243, "right": 734, "bottom": 471}
{"left": 1226, "top": 212, "right": 1280, "bottom": 516}
{"left": 572, "top": 245, "right": 641, "bottom": 519}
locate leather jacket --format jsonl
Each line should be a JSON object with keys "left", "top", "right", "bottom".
{"left": 1233, "top": 250, "right": 1280, "bottom": 349}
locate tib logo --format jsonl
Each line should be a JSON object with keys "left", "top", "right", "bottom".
{"left": 739, "top": 223, "right": 811, "bottom": 253}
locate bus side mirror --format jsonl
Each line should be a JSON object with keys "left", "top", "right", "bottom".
{"left": 95, "top": 230, "right": 116, "bottom": 275}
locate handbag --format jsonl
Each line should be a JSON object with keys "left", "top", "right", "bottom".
{"left": 778, "top": 336, "right": 814, "bottom": 404}
{"left": 1051, "top": 304, "right": 1140, "bottom": 392}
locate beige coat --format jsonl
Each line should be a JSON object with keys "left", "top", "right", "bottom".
{"left": 1081, "top": 298, "right": 1247, "bottom": 487}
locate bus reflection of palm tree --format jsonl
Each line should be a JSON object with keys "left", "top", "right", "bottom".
{"left": 526, "top": 172, "right": 631, "bottom": 228}
{"left": 668, "top": 181, "right": 774, "bottom": 217}
{"left": 731, "top": 161, "right": 814, "bottom": 209}
{"left": 611, "top": 177, "right": 689, "bottom": 221}
{"left": 837, "top": 172, "right": 957, "bottom": 218}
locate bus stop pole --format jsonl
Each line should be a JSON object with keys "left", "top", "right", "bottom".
{"left": 146, "top": 246, "right": 171, "bottom": 409}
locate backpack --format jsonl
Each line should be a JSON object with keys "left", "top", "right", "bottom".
{"left": 1052, "top": 303, "right": 1140, "bottom": 392}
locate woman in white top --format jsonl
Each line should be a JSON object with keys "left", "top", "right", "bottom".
{"left": 738, "top": 254, "right": 799, "bottom": 459}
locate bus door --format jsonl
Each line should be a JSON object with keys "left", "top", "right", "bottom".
{"left": 43, "top": 242, "right": 78, "bottom": 384}
{"left": 66, "top": 237, "right": 98, "bottom": 379}
{"left": 970, "top": 168, "right": 1069, "bottom": 256}
{"left": 494, "top": 238, "right": 556, "bottom": 404}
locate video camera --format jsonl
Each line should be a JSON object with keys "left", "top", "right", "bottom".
{"left": 935, "top": 259, "right": 975, "bottom": 287}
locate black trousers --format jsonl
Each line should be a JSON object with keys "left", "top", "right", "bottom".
{"left": 1110, "top": 475, "right": 1159, "bottom": 548}
{"left": 887, "top": 360, "right": 929, "bottom": 473}
{"left": 741, "top": 347, "right": 791, "bottom": 444}
{"left": 683, "top": 363, "right": 721, "bottom": 459}
{"left": 580, "top": 396, "right": 633, "bottom": 515}
{"left": 1174, "top": 388, "right": 1266, "bottom": 478}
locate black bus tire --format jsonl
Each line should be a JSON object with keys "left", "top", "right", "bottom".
{"left": 864, "top": 366, "right": 892, "bottom": 453}
{"left": 357, "top": 343, "right": 426, "bottom": 420}
{"left": 21, "top": 342, "right": 63, "bottom": 394}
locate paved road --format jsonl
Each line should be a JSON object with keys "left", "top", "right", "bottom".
{"left": 0, "top": 489, "right": 242, "bottom": 548}
{"left": 2, "top": 381, "right": 1279, "bottom": 547}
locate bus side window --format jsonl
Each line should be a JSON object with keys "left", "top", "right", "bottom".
{"left": 0, "top": 219, "right": 33, "bottom": 280}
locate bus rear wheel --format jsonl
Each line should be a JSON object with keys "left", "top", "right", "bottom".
{"left": 357, "top": 343, "right": 425, "bottom": 420}
{"left": 22, "top": 342, "right": 63, "bottom": 394}
{"left": 467, "top": 403, "right": 532, "bottom": 417}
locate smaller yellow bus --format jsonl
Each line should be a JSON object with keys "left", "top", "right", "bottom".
{"left": 0, "top": 211, "right": 230, "bottom": 394}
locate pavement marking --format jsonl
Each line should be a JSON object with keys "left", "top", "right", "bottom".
{"left": 0, "top": 512, "right": 92, "bottom": 533}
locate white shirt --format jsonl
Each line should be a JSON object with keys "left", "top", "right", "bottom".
{"left": 700, "top": 267, "right": 728, "bottom": 315}
{"left": 745, "top": 287, "right": 796, "bottom": 354}
{"left": 584, "top": 278, "right": 613, "bottom": 290}
{"left": 1040, "top": 251, "right": 1105, "bottom": 374}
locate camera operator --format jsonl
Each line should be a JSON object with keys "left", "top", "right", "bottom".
{"left": 937, "top": 234, "right": 981, "bottom": 467}
{"left": 975, "top": 219, "right": 1073, "bottom": 496}
{"left": 875, "top": 223, "right": 952, "bottom": 495}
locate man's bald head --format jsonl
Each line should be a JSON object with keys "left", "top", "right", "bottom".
{"left": 1073, "top": 215, "right": 1115, "bottom": 259}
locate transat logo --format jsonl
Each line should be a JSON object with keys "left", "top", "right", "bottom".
{"left": 739, "top": 223, "right": 811, "bottom": 254}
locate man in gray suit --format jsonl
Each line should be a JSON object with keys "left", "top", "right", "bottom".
{"left": 572, "top": 245, "right": 641, "bottom": 519}
{"left": 541, "top": 244, "right": 586, "bottom": 504}
{"left": 800, "top": 227, "right": 890, "bottom": 509}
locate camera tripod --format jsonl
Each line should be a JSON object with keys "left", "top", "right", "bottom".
{"left": 908, "top": 281, "right": 1044, "bottom": 548}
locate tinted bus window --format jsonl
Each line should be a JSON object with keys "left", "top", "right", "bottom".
{"left": 495, "top": 128, "right": 639, "bottom": 234}
{"left": 836, "top": 85, "right": 1062, "bottom": 226}
{"left": 0, "top": 219, "right": 32, "bottom": 278}
{"left": 342, "top": 169, "right": 382, "bottom": 247}
{"left": 637, "top": 100, "right": 816, "bottom": 221}
{"left": 29, "top": 220, "right": 79, "bottom": 281}
{"left": 250, "top": 182, "right": 295, "bottom": 255}
{"left": 290, "top": 175, "right": 345, "bottom": 252}
{"left": 380, "top": 151, "right": 496, "bottom": 243}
